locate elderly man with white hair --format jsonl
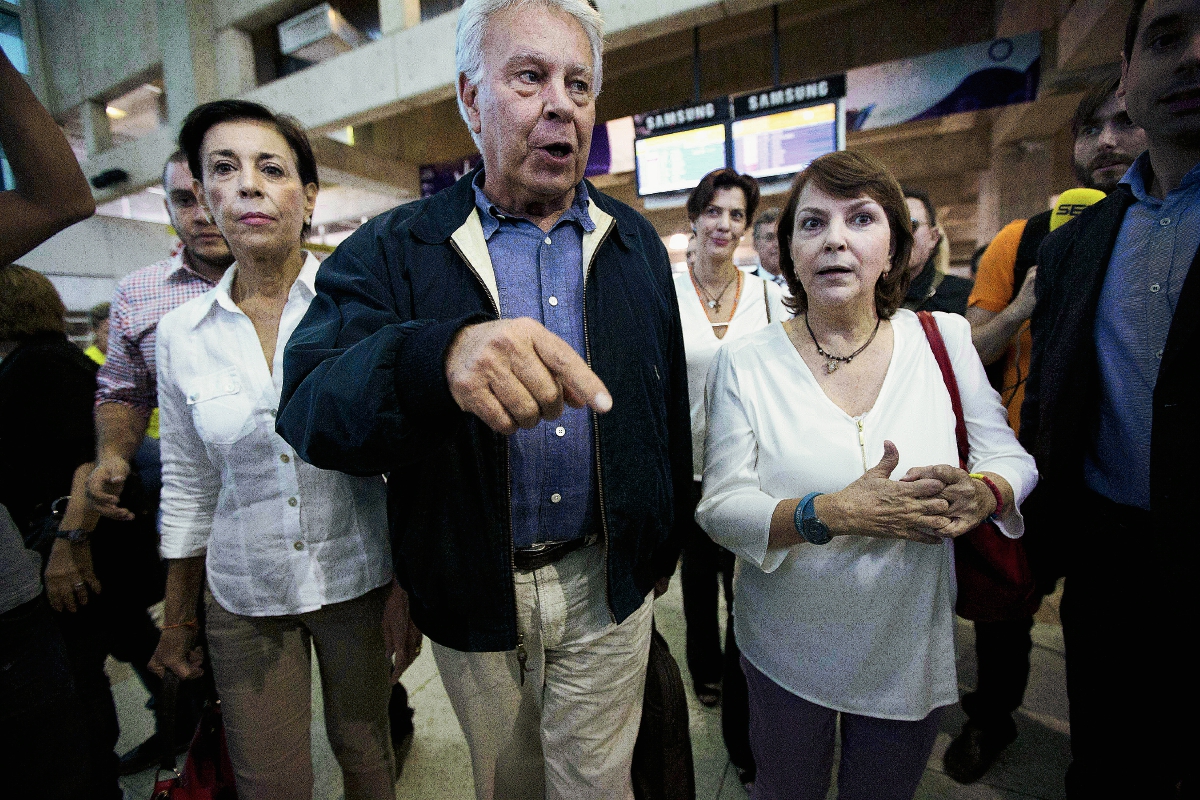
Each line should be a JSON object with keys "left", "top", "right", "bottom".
{"left": 277, "top": 1, "right": 693, "bottom": 797}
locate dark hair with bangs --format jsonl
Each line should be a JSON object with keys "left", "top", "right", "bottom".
{"left": 0, "top": 264, "right": 67, "bottom": 340}
{"left": 686, "top": 169, "right": 761, "bottom": 227}
{"left": 776, "top": 151, "right": 913, "bottom": 318}
{"left": 178, "top": 100, "right": 318, "bottom": 234}
{"left": 1124, "top": 0, "right": 1150, "bottom": 62}
{"left": 1071, "top": 75, "right": 1122, "bottom": 137}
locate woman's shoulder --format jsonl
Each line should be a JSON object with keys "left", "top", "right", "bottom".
{"left": 718, "top": 321, "right": 788, "bottom": 364}
{"left": 157, "top": 287, "right": 221, "bottom": 343}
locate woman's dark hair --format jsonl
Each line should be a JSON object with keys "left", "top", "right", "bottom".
{"left": 0, "top": 264, "right": 67, "bottom": 340}
{"left": 776, "top": 151, "right": 914, "bottom": 318}
{"left": 686, "top": 169, "right": 761, "bottom": 227}
{"left": 178, "top": 100, "right": 319, "bottom": 192}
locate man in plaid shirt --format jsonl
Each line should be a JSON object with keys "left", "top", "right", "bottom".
{"left": 86, "top": 151, "right": 232, "bottom": 522}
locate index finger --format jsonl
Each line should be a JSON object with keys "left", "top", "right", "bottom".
{"left": 530, "top": 329, "right": 612, "bottom": 413}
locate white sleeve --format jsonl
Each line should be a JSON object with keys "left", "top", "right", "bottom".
{"left": 936, "top": 312, "right": 1039, "bottom": 538}
{"left": 156, "top": 320, "right": 220, "bottom": 559}
{"left": 766, "top": 280, "right": 793, "bottom": 321}
{"left": 695, "top": 347, "right": 792, "bottom": 572}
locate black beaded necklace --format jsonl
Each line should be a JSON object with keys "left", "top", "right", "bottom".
{"left": 804, "top": 313, "right": 881, "bottom": 374}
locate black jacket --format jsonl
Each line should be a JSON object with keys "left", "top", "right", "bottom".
{"left": 277, "top": 169, "right": 693, "bottom": 652}
{"left": 0, "top": 333, "right": 96, "bottom": 533}
{"left": 1021, "top": 186, "right": 1200, "bottom": 551}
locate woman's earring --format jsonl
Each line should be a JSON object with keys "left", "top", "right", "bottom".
{"left": 304, "top": 215, "right": 312, "bottom": 226}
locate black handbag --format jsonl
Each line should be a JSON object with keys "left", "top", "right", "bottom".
{"left": 631, "top": 621, "right": 696, "bottom": 800}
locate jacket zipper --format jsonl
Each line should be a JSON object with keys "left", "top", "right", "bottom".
{"left": 583, "top": 221, "right": 618, "bottom": 622}
{"left": 855, "top": 417, "right": 868, "bottom": 474}
{"left": 448, "top": 237, "right": 519, "bottom": 649}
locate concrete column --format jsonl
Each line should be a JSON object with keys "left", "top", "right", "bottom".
{"left": 215, "top": 27, "right": 256, "bottom": 98}
{"left": 81, "top": 99, "right": 114, "bottom": 156}
{"left": 381, "top": 0, "right": 423, "bottom": 36}
{"left": 156, "top": 0, "right": 218, "bottom": 126}
{"left": 976, "top": 138, "right": 1054, "bottom": 246}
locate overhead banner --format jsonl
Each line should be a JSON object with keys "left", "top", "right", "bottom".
{"left": 845, "top": 32, "right": 1041, "bottom": 132}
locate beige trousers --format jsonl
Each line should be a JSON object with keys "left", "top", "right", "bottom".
{"left": 433, "top": 544, "right": 654, "bottom": 800}
{"left": 204, "top": 585, "right": 395, "bottom": 800}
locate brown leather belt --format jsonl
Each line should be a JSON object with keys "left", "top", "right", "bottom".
{"left": 513, "top": 538, "right": 588, "bottom": 572}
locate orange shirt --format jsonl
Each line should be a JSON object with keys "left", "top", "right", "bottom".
{"left": 968, "top": 220, "right": 1030, "bottom": 434}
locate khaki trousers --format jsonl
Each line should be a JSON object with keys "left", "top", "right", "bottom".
{"left": 205, "top": 586, "right": 395, "bottom": 800}
{"left": 433, "top": 544, "right": 654, "bottom": 800}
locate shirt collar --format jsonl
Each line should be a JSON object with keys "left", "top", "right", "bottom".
{"left": 195, "top": 251, "right": 319, "bottom": 327}
{"left": 166, "top": 250, "right": 223, "bottom": 286}
{"left": 471, "top": 169, "right": 595, "bottom": 240}
{"left": 1121, "top": 151, "right": 1200, "bottom": 203}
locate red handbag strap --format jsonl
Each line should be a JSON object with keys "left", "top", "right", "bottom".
{"left": 917, "top": 311, "right": 969, "bottom": 469}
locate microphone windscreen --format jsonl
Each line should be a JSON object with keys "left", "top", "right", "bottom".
{"left": 1050, "top": 188, "right": 1106, "bottom": 231}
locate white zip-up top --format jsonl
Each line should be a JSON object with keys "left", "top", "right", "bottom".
{"left": 156, "top": 252, "right": 391, "bottom": 617}
{"left": 697, "top": 310, "right": 1037, "bottom": 720}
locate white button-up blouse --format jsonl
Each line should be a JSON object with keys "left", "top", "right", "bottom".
{"left": 156, "top": 253, "right": 391, "bottom": 617}
{"left": 697, "top": 310, "right": 1037, "bottom": 720}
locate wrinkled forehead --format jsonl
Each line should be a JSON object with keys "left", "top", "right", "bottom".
{"left": 480, "top": 4, "right": 594, "bottom": 75}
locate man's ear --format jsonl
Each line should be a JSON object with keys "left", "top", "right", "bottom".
{"left": 459, "top": 73, "right": 483, "bottom": 135}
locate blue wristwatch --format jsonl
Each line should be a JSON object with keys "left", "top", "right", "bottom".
{"left": 794, "top": 492, "right": 832, "bottom": 545}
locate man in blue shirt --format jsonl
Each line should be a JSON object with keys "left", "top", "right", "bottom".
{"left": 277, "top": 1, "right": 692, "bottom": 797}
{"left": 1022, "top": 1, "right": 1200, "bottom": 796}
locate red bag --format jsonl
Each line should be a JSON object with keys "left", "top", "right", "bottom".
{"left": 151, "top": 672, "right": 238, "bottom": 800}
{"left": 917, "top": 311, "right": 1039, "bottom": 622}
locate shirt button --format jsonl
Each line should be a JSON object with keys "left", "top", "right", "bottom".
{"left": 555, "top": 426, "right": 566, "bottom": 437}
{"left": 294, "top": 541, "right": 304, "bottom": 551}
{"left": 1160, "top": 217, "right": 1172, "bottom": 226}
{"left": 544, "top": 236, "right": 552, "bottom": 245}
{"left": 548, "top": 296, "right": 559, "bottom": 306}
{"left": 550, "top": 492, "right": 562, "bottom": 503}
{"left": 287, "top": 497, "right": 298, "bottom": 507}
{"left": 280, "top": 454, "right": 290, "bottom": 463}
{"left": 1156, "top": 349, "right": 1164, "bottom": 360}
{"left": 1150, "top": 283, "right": 1161, "bottom": 293}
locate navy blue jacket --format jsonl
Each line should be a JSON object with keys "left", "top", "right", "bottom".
{"left": 277, "top": 169, "right": 692, "bottom": 652}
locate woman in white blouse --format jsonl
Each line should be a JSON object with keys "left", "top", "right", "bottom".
{"left": 676, "top": 169, "right": 787, "bottom": 717}
{"left": 697, "top": 151, "right": 1036, "bottom": 800}
{"left": 147, "top": 101, "right": 410, "bottom": 800}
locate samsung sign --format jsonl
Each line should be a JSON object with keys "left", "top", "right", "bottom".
{"left": 733, "top": 74, "right": 847, "bottom": 117}
{"left": 635, "top": 97, "right": 732, "bottom": 138}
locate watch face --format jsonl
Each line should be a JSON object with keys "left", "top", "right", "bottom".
{"left": 803, "top": 516, "right": 832, "bottom": 545}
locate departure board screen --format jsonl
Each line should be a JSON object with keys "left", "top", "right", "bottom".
{"left": 732, "top": 103, "right": 839, "bottom": 179}
{"left": 635, "top": 124, "right": 728, "bottom": 196}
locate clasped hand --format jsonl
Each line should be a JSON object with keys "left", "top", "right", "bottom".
{"left": 827, "top": 441, "right": 995, "bottom": 545}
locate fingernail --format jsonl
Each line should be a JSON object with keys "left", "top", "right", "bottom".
{"left": 593, "top": 392, "right": 613, "bottom": 413}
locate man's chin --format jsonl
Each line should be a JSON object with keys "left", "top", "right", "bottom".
{"left": 1089, "top": 165, "right": 1131, "bottom": 191}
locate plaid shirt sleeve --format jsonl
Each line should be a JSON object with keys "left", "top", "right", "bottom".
{"left": 94, "top": 277, "right": 155, "bottom": 419}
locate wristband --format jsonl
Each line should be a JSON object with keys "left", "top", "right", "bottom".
{"left": 162, "top": 619, "right": 197, "bottom": 631}
{"left": 969, "top": 473, "right": 1004, "bottom": 519}
{"left": 54, "top": 528, "right": 90, "bottom": 543}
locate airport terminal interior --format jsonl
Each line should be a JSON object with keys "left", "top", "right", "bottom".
{"left": 0, "top": 0, "right": 1169, "bottom": 798}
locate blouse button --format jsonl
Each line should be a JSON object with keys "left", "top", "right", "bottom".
{"left": 280, "top": 454, "right": 290, "bottom": 463}
{"left": 294, "top": 541, "right": 304, "bottom": 551}
{"left": 288, "top": 497, "right": 298, "bottom": 507}
{"left": 188, "top": 393, "right": 198, "bottom": 402}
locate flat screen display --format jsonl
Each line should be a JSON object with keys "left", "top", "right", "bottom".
{"left": 732, "top": 102, "right": 839, "bottom": 179}
{"left": 635, "top": 124, "right": 727, "bottom": 196}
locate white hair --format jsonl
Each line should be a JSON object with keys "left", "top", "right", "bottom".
{"left": 455, "top": 0, "right": 605, "bottom": 147}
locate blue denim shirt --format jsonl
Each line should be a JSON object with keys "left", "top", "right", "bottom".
{"left": 472, "top": 172, "right": 598, "bottom": 548}
{"left": 1085, "top": 153, "right": 1200, "bottom": 509}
